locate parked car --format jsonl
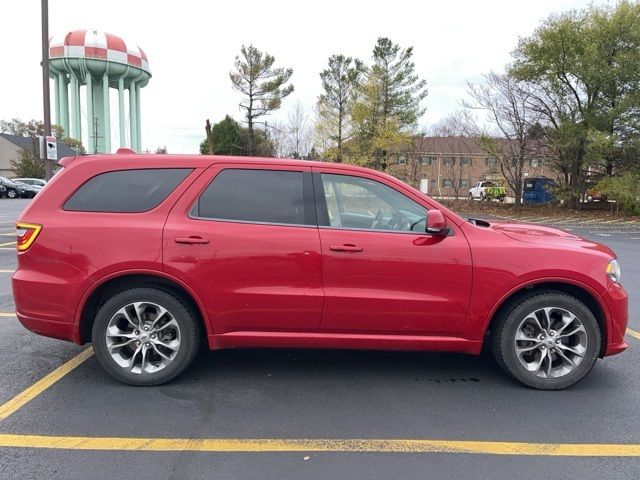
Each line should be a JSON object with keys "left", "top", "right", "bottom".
{"left": 469, "top": 180, "right": 507, "bottom": 201}
{"left": 523, "top": 177, "right": 557, "bottom": 204}
{"left": 12, "top": 178, "right": 46, "bottom": 189}
{"left": 13, "top": 154, "right": 628, "bottom": 389}
{"left": 0, "top": 176, "right": 38, "bottom": 198}
{"left": 0, "top": 184, "right": 6, "bottom": 197}
{"left": 13, "top": 180, "right": 43, "bottom": 194}
{"left": 586, "top": 190, "right": 608, "bottom": 202}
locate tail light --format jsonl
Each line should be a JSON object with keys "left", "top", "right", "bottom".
{"left": 16, "top": 222, "right": 42, "bottom": 252}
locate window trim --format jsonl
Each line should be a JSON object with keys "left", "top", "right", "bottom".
{"left": 188, "top": 167, "right": 317, "bottom": 228}
{"left": 312, "top": 171, "right": 430, "bottom": 235}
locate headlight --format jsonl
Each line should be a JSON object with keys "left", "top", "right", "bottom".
{"left": 606, "top": 259, "right": 621, "bottom": 284}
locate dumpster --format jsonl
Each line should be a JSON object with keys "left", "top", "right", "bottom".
{"left": 523, "top": 177, "right": 556, "bottom": 204}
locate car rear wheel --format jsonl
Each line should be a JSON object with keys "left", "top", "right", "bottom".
{"left": 492, "top": 291, "right": 601, "bottom": 390}
{"left": 92, "top": 287, "right": 200, "bottom": 386}
{"left": 7, "top": 189, "right": 17, "bottom": 199}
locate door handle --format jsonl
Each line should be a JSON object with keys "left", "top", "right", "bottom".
{"left": 175, "top": 236, "right": 210, "bottom": 245}
{"left": 329, "top": 244, "right": 363, "bottom": 252}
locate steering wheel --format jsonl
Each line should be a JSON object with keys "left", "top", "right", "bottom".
{"left": 372, "top": 209, "right": 384, "bottom": 229}
{"left": 388, "top": 211, "right": 410, "bottom": 231}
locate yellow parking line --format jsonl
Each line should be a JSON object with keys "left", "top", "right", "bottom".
{"left": 0, "top": 247, "right": 15, "bottom": 251}
{"left": 627, "top": 328, "right": 640, "bottom": 341}
{"left": 0, "top": 348, "right": 93, "bottom": 420}
{"left": 0, "top": 434, "right": 638, "bottom": 456}
{"left": 0, "top": 241, "right": 16, "bottom": 247}
{"left": 0, "top": 269, "right": 13, "bottom": 273}
{"left": 0, "top": 312, "right": 15, "bottom": 317}
{"left": 0, "top": 232, "right": 15, "bottom": 236}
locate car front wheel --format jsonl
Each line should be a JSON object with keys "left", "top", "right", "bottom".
{"left": 492, "top": 291, "right": 601, "bottom": 390}
{"left": 92, "top": 287, "right": 200, "bottom": 386}
{"left": 6, "top": 189, "right": 17, "bottom": 199}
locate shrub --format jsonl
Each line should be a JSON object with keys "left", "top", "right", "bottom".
{"left": 595, "top": 174, "right": 640, "bottom": 215}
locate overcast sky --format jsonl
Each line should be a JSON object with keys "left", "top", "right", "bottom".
{"left": 1, "top": 0, "right": 602, "bottom": 153}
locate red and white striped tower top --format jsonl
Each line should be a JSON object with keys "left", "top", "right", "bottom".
{"left": 49, "top": 30, "right": 150, "bottom": 73}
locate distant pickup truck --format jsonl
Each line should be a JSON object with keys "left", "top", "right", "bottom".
{"left": 469, "top": 181, "right": 507, "bottom": 201}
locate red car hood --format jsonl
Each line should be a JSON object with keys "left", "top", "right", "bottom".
{"left": 490, "top": 221, "right": 615, "bottom": 256}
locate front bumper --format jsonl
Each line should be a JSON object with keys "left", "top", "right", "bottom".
{"left": 603, "top": 283, "right": 629, "bottom": 357}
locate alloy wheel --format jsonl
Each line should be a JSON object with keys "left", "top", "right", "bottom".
{"left": 514, "top": 307, "right": 588, "bottom": 379}
{"left": 105, "top": 301, "right": 181, "bottom": 374}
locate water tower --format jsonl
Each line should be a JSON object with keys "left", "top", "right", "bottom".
{"left": 49, "top": 30, "right": 151, "bottom": 153}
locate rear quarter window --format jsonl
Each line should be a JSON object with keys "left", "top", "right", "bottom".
{"left": 63, "top": 168, "right": 192, "bottom": 213}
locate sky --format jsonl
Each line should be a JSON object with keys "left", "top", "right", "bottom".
{"left": 1, "top": 0, "right": 604, "bottom": 154}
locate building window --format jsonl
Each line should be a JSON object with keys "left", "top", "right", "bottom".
{"left": 529, "top": 158, "right": 541, "bottom": 168}
{"left": 430, "top": 178, "right": 436, "bottom": 189}
{"left": 485, "top": 157, "right": 497, "bottom": 167}
{"left": 397, "top": 155, "right": 407, "bottom": 165}
{"left": 460, "top": 157, "right": 472, "bottom": 166}
{"left": 459, "top": 179, "right": 469, "bottom": 188}
{"left": 420, "top": 156, "right": 435, "bottom": 166}
{"left": 441, "top": 179, "right": 453, "bottom": 188}
{"left": 443, "top": 157, "right": 455, "bottom": 166}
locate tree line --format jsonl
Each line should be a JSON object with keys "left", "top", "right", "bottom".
{"left": 205, "top": 0, "right": 640, "bottom": 211}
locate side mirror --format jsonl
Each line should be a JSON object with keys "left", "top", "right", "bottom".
{"left": 426, "top": 210, "right": 450, "bottom": 236}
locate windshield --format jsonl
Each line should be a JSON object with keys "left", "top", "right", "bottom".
{"left": 0, "top": 177, "right": 17, "bottom": 186}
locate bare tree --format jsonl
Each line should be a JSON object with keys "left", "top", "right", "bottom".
{"left": 465, "top": 72, "right": 544, "bottom": 206}
{"left": 286, "top": 101, "right": 312, "bottom": 159}
{"left": 426, "top": 110, "right": 476, "bottom": 137}
{"left": 425, "top": 112, "right": 475, "bottom": 199}
{"left": 266, "top": 120, "right": 289, "bottom": 158}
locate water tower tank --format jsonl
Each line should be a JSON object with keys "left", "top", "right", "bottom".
{"left": 49, "top": 30, "right": 151, "bottom": 153}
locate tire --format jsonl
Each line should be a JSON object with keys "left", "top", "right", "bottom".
{"left": 492, "top": 291, "right": 601, "bottom": 390}
{"left": 92, "top": 287, "right": 201, "bottom": 386}
{"left": 7, "top": 189, "right": 17, "bottom": 199}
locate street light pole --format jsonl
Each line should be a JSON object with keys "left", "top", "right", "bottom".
{"left": 41, "top": 0, "right": 53, "bottom": 180}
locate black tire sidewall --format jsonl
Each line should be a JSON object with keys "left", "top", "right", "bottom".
{"left": 7, "top": 189, "right": 16, "bottom": 198}
{"left": 92, "top": 287, "right": 200, "bottom": 386}
{"left": 495, "top": 293, "right": 601, "bottom": 390}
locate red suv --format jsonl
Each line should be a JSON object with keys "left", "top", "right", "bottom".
{"left": 12, "top": 153, "right": 628, "bottom": 389}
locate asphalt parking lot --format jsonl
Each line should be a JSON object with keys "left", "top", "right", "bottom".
{"left": 0, "top": 198, "right": 639, "bottom": 479}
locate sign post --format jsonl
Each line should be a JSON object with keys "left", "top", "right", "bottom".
{"left": 39, "top": 135, "right": 58, "bottom": 163}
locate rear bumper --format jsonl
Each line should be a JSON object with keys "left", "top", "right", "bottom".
{"left": 16, "top": 312, "right": 81, "bottom": 344}
{"left": 12, "top": 266, "right": 86, "bottom": 344}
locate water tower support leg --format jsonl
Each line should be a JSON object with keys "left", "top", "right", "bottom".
{"left": 135, "top": 82, "right": 141, "bottom": 152}
{"left": 69, "top": 76, "right": 79, "bottom": 140}
{"left": 129, "top": 80, "right": 138, "bottom": 152}
{"left": 103, "top": 74, "right": 111, "bottom": 153}
{"left": 59, "top": 73, "right": 69, "bottom": 137}
{"left": 86, "top": 72, "right": 94, "bottom": 154}
{"left": 118, "top": 77, "right": 125, "bottom": 148}
{"left": 54, "top": 75, "right": 61, "bottom": 128}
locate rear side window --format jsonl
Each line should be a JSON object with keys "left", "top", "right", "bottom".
{"left": 64, "top": 168, "right": 192, "bottom": 213}
{"left": 194, "top": 169, "right": 307, "bottom": 225}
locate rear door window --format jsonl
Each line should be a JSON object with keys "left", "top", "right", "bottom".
{"left": 194, "top": 169, "right": 311, "bottom": 226}
{"left": 63, "top": 168, "right": 192, "bottom": 213}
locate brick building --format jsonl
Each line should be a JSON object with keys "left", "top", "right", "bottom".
{"left": 386, "top": 136, "right": 549, "bottom": 197}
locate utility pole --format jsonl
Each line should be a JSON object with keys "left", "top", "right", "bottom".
{"left": 41, "top": 0, "right": 53, "bottom": 180}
